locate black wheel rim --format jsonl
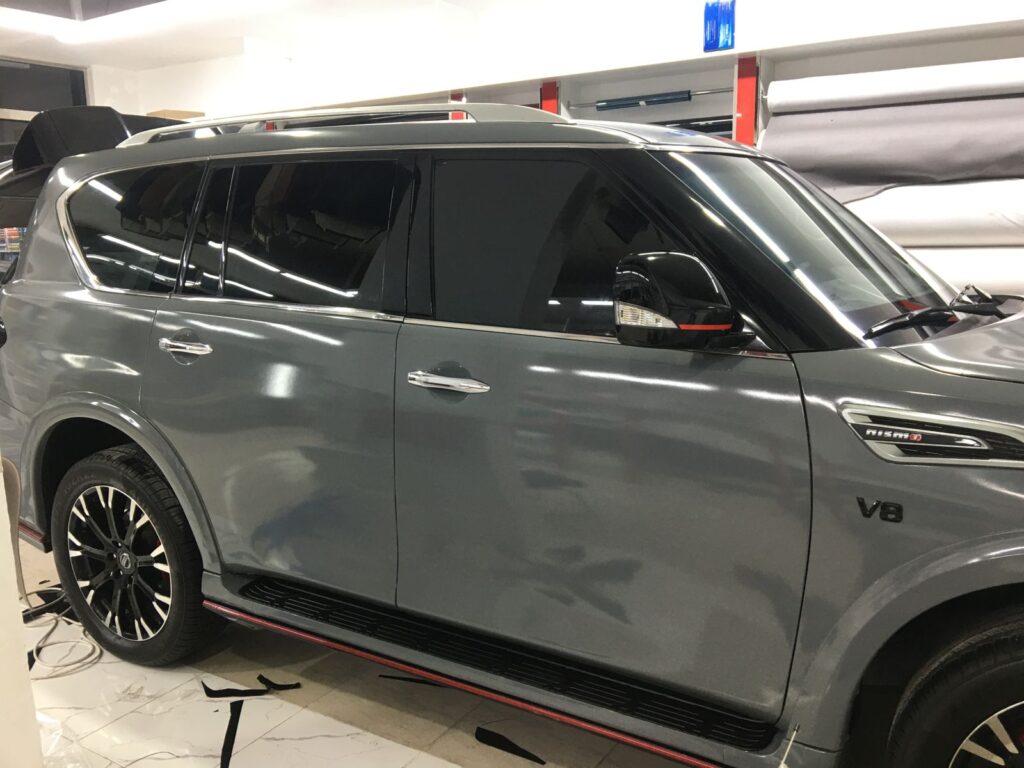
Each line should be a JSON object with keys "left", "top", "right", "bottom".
{"left": 67, "top": 485, "right": 172, "bottom": 641}
{"left": 951, "top": 702, "right": 1024, "bottom": 767}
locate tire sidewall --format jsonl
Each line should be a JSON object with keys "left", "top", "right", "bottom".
{"left": 52, "top": 454, "right": 193, "bottom": 665}
{"left": 889, "top": 658, "right": 1024, "bottom": 768}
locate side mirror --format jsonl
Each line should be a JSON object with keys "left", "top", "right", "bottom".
{"left": 613, "top": 252, "right": 750, "bottom": 350}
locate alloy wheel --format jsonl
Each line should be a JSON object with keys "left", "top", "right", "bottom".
{"left": 66, "top": 485, "right": 172, "bottom": 641}
{"left": 950, "top": 702, "right": 1024, "bottom": 767}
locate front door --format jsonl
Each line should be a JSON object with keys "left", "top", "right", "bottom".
{"left": 142, "top": 157, "right": 407, "bottom": 603}
{"left": 394, "top": 152, "right": 811, "bottom": 718}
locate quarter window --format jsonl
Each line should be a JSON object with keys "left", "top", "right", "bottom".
{"left": 220, "top": 160, "right": 395, "bottom": 308}
{"left": 432, "top": 158, "right": 672, "bottom": 335}
{"left": 67, "top": 163, "right": 204, "bottom": 293}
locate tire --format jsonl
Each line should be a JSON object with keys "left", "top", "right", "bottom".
{"left": 886, "top": 610, "right": 1024, "bottom": 768}
{"left": 51, "top": 444, "right": 222, "bottom": 665}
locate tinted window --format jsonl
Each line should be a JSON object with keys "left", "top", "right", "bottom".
{"left": 68, "top": 163, "right": 204, "bottom": 293}
{"left": 221, "top": 160, "right": 395, "bottom": 307}
{"left": 183, "top": 167, "right": 232, "bottom": 296}
{"left": 432, "top": 158, "right": 672, "bottom": 335}
{"left": 661, "top": 153, "right": 953, "bottom": 341}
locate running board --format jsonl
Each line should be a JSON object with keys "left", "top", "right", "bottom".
{"left": 208, "top": 577, "right": 775, "bottom": 755}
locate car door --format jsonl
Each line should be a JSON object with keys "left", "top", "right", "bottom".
{"left": 394, "top": 150, "right": 811, "bottom": 718}
{"left": 142, "top": 155, "right": 410, "bottom": 603}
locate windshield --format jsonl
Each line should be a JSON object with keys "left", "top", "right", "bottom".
{"left": 660, "top": 151, "right": 957, "bottom": 345}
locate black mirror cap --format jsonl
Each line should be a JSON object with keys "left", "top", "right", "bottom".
{"left": 613, "top": 252, "right": 743, "bottom": 350}
{"left": 0, "top": 318, "right": 7, "bottom": 350}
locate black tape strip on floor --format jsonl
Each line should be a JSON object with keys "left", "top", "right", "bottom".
{"left": 378, "top": 673, "right": 445, "bottom": 688}
{"left": 202, "top": 676, "right": 302, "bottom": 698}
{"left": 220, "top": 699, "right": 244, "bottom": 768}
{"left": 475, "top": 726, "right": 546, "bottom": 765}
{"left": 257, "top": 673, "right": 301, "bottom": 691}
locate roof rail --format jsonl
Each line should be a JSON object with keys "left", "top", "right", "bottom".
{"left": 118, "top": 103, "right": 569, "bottom": 147}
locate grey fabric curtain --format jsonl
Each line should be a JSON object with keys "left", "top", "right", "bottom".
{"left": 760, "top": 95, "right": 1024, "bottom": 202}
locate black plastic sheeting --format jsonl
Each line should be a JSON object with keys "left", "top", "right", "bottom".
{"left": 11, "top": 106, "right": 176, "bottom": 172}
{"left": 0, "top": 107, "right": 181, "bottom": 228}
{"left": 761, "top": 95, "right": 1024, "bottom": 203}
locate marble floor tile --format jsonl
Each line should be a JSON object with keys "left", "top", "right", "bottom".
{"left": 304, "top": 657, "right": 481, "bottom": 749}
{"left": 191, "top": 625, "right": 350, "bottom": 708}
{"left": 402, "top": 754, "right": 463, "bottom": 768}
{"left": 425, "top": 700, "right": 616, "bottom": 768}
{"left": 79, "top": 673, "right": 301, "bottom": 767}
{"left": 32, "top": 651, "right": 197, "bottom": 739}
{"left": 595, "top": 742, "right": 689, "bottom": 768}
{"left": 41, "top": 736, "right": 115, "bottom": 768}
{"left": 234, "top": 706, "right": 421, "bottom": 767}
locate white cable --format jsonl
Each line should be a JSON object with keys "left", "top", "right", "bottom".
{"left": 22, "top": 589, "right": 103, "bottom": 680}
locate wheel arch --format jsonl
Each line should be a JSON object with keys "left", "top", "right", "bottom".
{"left": 785, "top": 534, "right": 1024, "bottom": 753}
{"left": 24, "top": 393, "right": 222, "bottom": 572}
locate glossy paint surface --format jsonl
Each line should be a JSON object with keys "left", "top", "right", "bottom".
{"left": 4, "top": 121, "right": 1024, "bottom": 768}
{"left": 787, "top": 346, "right": 1024, "bottom": 749}
{"left": 141, "top": 297, "right": 400, "bottom": 602}
{"left": 897, "top": 312, "right": 1024, "bottom": 384}
{"left": 394, "top": 323, "right": 811, "bottom": 718}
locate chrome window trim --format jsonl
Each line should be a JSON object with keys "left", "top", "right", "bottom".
{"left": 167, "top": 294, "right": 403, "bottom": 323}
{"left": 57, "top": 173, "right": 128, "bottom": 293}
{"left": 406, "top": 318, "right": 620, "bottom": 344}
{"left": 405, "top": 318, "right": 790, "bottom": 359}
{"left": 841, "top": 405, "right": 1024, "bottom": 468}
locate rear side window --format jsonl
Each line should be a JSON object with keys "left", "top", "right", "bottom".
{"left": 219, "top": 159, "right": 395, "bottom": 308}
{"left": 67, "top": 163, "right": 204, "bottom": 293}
{"left": 432, "top": 158, "right": 672, "bottom": 335}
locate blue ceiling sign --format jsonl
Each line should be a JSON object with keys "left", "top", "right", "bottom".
{"left": 704, "top": 0, "right": 736, "bottom": 52}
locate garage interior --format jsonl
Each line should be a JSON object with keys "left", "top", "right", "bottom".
{"left": 4, "top": 2, "right": 1024, "bottom": 768}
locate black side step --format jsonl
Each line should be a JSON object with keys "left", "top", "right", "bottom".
{"left": 239, "top": 577, "right": 775, "bottom": 751}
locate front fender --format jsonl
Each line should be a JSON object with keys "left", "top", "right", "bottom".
{"left": 23, "top": 391, "right": 222, "bottom": 572}
{"left": 785, "top": 532, "right": 1024, "bottom": 749}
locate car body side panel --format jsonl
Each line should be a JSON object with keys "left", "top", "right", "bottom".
{"left": 16, "top": 392, "right": 222, "bottom": 570}
{"left": 141, "top": 299, "right": 400, "bottom": 602}
{"left": 787, "top": 347, "right": 1024, "bottom": 750}
{"left": 394, "top": 324, "right": 811, "bottom": 719}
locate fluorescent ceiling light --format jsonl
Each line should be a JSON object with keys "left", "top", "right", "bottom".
{"left": 0, "top": 7, "right": 76, "bottom": 37}
{"left": 0, "top": 0, "right": 282, "bottom": 45}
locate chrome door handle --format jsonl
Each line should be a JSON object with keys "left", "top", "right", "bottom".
{"left": 158, "top": 337, "right": 213, "bottom": 357}
{"left": 407, "top": 371, "right": 490, "bottom": 394}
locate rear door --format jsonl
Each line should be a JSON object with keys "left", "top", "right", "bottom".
{"left": 142, "top": 155, "right": 410, "bottom": 602}
{"left": 393, "top": 150, "right": 811, "bottom": 717}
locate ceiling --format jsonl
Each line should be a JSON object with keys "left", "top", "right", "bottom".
{"left": 0, "top": 0, "right": 437, "bottom": 69}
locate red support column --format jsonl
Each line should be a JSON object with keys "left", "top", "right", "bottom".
{"left": 734, "top": 56, "right": 758, "bottom": 145}
{"left": 449, "top": 90, "right": 466, "bottom": 120}
{"left": 540, "top": 81, "right": 559, "bottom": 114}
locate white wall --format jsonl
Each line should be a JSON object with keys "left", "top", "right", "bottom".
{"left": 772, "top": 31, "right": 1024, "bottom": 81}
{"left": 89, "top": 65, "right": 141, "bottom": 114}
{"left": 85, "top": 0, "right": 1024, "bottom": 116}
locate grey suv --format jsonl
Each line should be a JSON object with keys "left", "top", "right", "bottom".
{"left": 4, "top": 103, "right": 1024, "bottom": 768}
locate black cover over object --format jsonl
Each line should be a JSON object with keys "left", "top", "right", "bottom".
{"left": 11, "top": 106, "right": 178, "bottom": 172}
{"left": 0, "top": 107, "right": 181, "bottom": 228}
